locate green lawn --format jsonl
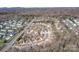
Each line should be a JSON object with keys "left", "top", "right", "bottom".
{"left": 0, "top": 40, "right": 5, "bottom": 47}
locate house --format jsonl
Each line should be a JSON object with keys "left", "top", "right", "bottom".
{"left": 16, "top": 23, "right": 22, "bottom": 28}
{"left": 8, "top": 29, "right": 14, "bottom": 33}
{"left": 12, "top": 27, "right": 17, "bottom": 30}
{"left": 0, "top": 25, "right": 3, "bottom": 28}
{"left": 10, "top": 24, "right": 15, "bottom": 27}
{"left": 8, "top": 20, "right": 12, "bottom": 24}
{"left": 5, "top": 36, "right": 11, "bottom": 40}
{"left": 0, "top": 29, "right": 7, "bottom": 33}
{"left": 0, "top": 31, "right": 6, "bottom": 39}
{"left": 3, "top": 22, "right": 8, "bottom": 25}
{"left": 5, "top": 26, "right": 10, "bottom": 29}
{"left": 74, "top": 19, "right": 79, "bottom": 26}
{"left": 7, "top": 32, "right": 16, "bottom": 36}
{"left": 62, "top": 19, "right": 76, "bottom": 30}
{"left": 0, "top": 34, "right": 3, "bottom": 39}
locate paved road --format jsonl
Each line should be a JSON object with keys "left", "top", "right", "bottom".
{"left": 0, "top": 19, "right": 35, "bottom": 52}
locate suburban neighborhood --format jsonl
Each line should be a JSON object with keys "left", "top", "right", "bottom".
{"left": 0, "top": 8, "right": 79, "bottom": 52}
{"left": 0, "top": 16, "right": 28, "bottom": 49}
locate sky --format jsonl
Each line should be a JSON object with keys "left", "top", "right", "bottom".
{"left": 0, "top": 0, "right": 79, "bottom": 7}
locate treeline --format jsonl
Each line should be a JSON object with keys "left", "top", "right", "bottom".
{"left": 0, "top": 7, "right": 79, "bottom": 17}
